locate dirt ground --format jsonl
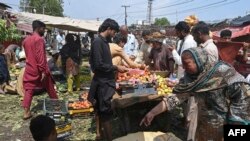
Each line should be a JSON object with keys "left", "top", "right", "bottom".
{"left": 0, "top": 59, "right": 185, "bottom": 141}
{"left": 0, "top": 91, "right": 186, "bottom": 141}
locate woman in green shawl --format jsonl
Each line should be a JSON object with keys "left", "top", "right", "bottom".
{"left": 140, "top": 47, "right": 250, "bottom": 141}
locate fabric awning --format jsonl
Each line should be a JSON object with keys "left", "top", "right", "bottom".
{"left": 213, "top": 25, "right": 250, "bottom": 39}
{"left": 13, "top": 12, "right": 101, "bottom": 32}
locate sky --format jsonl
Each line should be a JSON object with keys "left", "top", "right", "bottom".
{"left": 2, "top": 0, "right": 250, "bottom": 25}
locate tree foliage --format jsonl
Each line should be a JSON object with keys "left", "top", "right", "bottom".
{"left": 0, "top": 19, "right": 21, "bottom": 42}
{"left": 154, "top": 17, "right": 170, "bottom": 26}
{"left": 21, "top": 0, "right": 64, "bottom": 17}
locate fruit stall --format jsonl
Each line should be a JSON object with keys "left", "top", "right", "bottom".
{"left": 112, "top": 68, "right": 178, "bottom": 135}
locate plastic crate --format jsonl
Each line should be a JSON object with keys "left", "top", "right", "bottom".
{"left": 117, "top": 83, "right": 156, "bottom": 96}
{"left": 43, "top": 99, "right": 69, "bottom": 123}
{"left": 68, "top": 101, "right": 94, "bottom": 119}
{"left": 69, "top": 111, "right": 95, "bottom": 119}
{"left": 56, "top": 122, "right": 73, "bottom": 140}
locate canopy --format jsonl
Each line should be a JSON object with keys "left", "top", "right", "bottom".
{"left": 230, "top": 14, "right": 250, "bottom": 27}
{"left": 14, "top": 12, "right": 101, "bottom": 32}
{"left": 212, "top": 25, "right": 250, "bottom": 39}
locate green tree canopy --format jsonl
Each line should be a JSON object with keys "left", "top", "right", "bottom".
{"left": 154, "top": 17, "right": 170, "bottom": 26}
{"left": 28, "top": 0, "right": 64, "bottom": 17}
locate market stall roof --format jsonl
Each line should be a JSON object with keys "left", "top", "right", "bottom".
{"left": 14, "top": 12, "right": 102, "bottom": 32}
{"left": 0, "top": 2, "right": 11, "bottom": 9}
{"left": 213, "top": 25, "right": 250, "bottom": 39}
{"left": 230, "top": 14, "right": 250, "bottom": 27}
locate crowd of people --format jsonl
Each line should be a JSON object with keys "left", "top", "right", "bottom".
{"left": 0, "top": 16, "right": 250, "bottom": 141}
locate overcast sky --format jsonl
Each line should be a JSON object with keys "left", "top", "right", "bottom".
{"left": 2, "top": 0, "right": 250, "bottom": 25}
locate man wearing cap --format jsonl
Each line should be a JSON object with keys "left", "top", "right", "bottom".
{"left": 148, "top": 32, "right": 175, "bottom": 73}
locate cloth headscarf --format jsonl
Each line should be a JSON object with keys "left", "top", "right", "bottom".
{"left": 173, "top": 47, "right": 247, "bottom": 94}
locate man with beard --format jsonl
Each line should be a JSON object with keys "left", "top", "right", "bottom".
{"left": 148, "top": 32, "right": 175, "bottom": 73}
{"left": 169, "top": 21, "right": 197, "bottom": 79}
{"left": 192, "top": 21, "right": 218, "bottom": 63}
{"left": 22, "top": 20, "right": 58, "bottom": 120}
{"left": 88, "top": 18, "right": 127, "bottom": 141}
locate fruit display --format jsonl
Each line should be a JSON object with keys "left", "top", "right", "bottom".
{"left": 155, "top": 75, "right": 173, "bottom": 96}
{"left": 117, "top": 69, "right": 154, "bottom": 84}
{"left": 117, "top": 68, "right": 180, "bottom": 96}
{"left": 68, "top": 101, "right": 92, "bottom": 109}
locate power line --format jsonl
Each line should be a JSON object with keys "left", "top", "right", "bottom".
{"left": 129, "top": 0, "right": 147, "bottom": 6}
{"left": 123, "top": 0, "right": 194, "bottom": 15}
{"left": 155, "top": 0, "right": 228, "bottom": 16}
{"left": 130, "top": 0, "right": 239, "bottom": 20}
{"left": 154, "top": 0, "right": 194, "bottom": 11}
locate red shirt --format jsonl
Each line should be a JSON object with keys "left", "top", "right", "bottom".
{"left": 23, "top": 33, "right": 50, "bottom": 89}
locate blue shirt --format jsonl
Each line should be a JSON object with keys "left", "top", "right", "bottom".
{"left": 123, "top": 34, "right": 138, "bottom": 56}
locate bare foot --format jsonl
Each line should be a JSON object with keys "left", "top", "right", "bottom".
{"left": 23, "top": 112, "right": 32, "bottom": 120}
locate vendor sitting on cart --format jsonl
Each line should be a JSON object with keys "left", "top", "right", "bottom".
{"left": 148, "top": 32, "right": 175, "bottom": 74}
{"left": 109, "top": 32, "right": 145, "bottom": 69}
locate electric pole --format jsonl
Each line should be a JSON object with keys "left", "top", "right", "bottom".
{"left": 121, "top": 5, "right": 130, "bottom": 26}
{"left": 146, "top": 0, "right": 153, "bottom": 24}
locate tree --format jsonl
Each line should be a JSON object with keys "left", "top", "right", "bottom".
{"left": 154, "top": 17, "right": 170, "bottom": 26}
{"left": 19, "top": 0, "right": 31, "bottom": 12}
{"left": 20, "top": 0, "right": 64, "bottom": 17}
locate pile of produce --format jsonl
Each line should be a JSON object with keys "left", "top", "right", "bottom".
{"left": 117, "top": 69, "right": 179, "bottom": 96}
{"left": 68, "top": 101, "right": 92, "bottom": 109}
{"left": 56, "top": 82, "right": 67, "bottom": 93}
{"left": 156, "top": 75, "right": 173, "bottom": 96}
{"left": 68, "top": 92, "right": 92, "bottom": 109}
{"left": 117, "top": 69, "right": 154, "bottom": 84}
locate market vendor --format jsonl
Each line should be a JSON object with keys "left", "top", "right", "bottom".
{"left": 140, "top": 47, "right": 250, "bottom": 141}
{"left": 60, "top": 34, "right": 82, "bottom": 92}
{"left": 88, "top": 19, "right": 127, "bottom": 141}
{"left": 136, "top": 30, "right": 152, "bottom": 65}
{"left": 148, "top": 32, "right": 175, "bottom": 74}
{"left": 22, "top": 20, "right": 58, "bottom": 120}
{"left": 110, "top": 32, "right": 145, "bottom": 69}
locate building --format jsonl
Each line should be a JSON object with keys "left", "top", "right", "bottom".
{"left": 0, "top": 2, "right": 11, "bottom": 18}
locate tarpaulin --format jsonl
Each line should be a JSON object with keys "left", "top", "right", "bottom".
{"left": 213, "top": 25, "right": 250, "bottom": 39}
{"left": 215, "top": 41, "right": 244, "bottom": 64}
{"left": 13, "top": 12, "right": 102, "bottom": 32}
